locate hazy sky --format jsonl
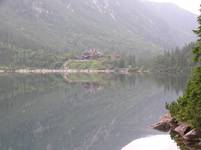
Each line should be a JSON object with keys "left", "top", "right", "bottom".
{"left": 149, "top": 0, "right": 201, "bottom": 14}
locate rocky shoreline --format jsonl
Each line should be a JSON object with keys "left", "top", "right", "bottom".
{"left": 152, "top": 113, "right": 201, "bottom": 149}
{"left": 0, "top": 69, "right": 149, "bottom": 74}
{"left": 15, "top": 69, "right": 115, "bottom": 74}
{"left": 0, "top": 69, "right": 115, "bottom": 74}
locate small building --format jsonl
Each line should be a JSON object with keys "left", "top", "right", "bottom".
{"left": 81, "top": 49, "right": 103, "bottom": 60}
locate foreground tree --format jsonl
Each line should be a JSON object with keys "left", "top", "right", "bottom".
{"left": 167, "top": 6, "right": 201, "bottom": 128}
{"left": 193, "top": 6, "right": 201, "bottom": 63}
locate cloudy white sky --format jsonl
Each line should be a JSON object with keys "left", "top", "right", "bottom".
{"left": 149, "top": 0, "right": 201, "bottom": 14}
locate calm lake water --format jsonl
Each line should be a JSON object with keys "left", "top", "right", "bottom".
{"left": 0, "top": 73, "right": 188, "bottom": 150}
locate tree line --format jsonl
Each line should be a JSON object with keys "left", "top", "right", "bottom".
{"left": 0, "top": 42, "right": 77, "bottom": 69}
{"left": 153, "top": 43, "right": 195, "bottom": 73}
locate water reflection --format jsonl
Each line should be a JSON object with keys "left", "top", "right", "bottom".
{"left": 152, "top": 73, "right": 189, "bottom": 94}
{"left": 122, "top": 135, "right": 180, "bottom": 150}
{"left": 0, "top": 73, "right": 188, "bottom": 150}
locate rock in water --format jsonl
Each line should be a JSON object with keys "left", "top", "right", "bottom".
{"left": 152, "top": 113, "right": 175, "bottom": 132}
{"left": 174, "top": 123, "right": 191, "bottom": 136}
{"left": 183, "top": 129, "right": 201, "bottom": 141}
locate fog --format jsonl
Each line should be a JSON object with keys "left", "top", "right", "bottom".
{"left": 148, "top": 0, "right": 201, "bottom": 14}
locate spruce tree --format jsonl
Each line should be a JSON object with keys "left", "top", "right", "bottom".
{"left": 193, "top": 5, "right": 201, "bottom": 63}
{"left": 167, "top": 5, "right": 201, "bottom": 128}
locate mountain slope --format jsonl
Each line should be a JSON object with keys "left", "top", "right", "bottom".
{"left": 0, "top": 0, "right": 197, "bottom": 59}
{"left": 147, "top": 2, "right": 197, "bottom": 47}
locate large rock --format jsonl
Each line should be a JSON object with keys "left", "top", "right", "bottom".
{"left": 153, "top": 113, "right": 201, "bottom": 149}
{"left": 152, "top": 113, "right": 175, "bottom": 132}
{"left": 183, "top": 129, "right": 201, "bottom": 141}
{"left": 152, "top": 121, "right": 170, "bottom": 132}
{"left": 174, "top": 123, "right": 191, "bottom": 136}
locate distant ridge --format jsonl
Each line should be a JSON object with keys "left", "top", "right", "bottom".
{"left": 0, "top": 0, "right": 197, "bottom": 58}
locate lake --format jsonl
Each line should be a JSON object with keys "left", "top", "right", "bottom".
{"left": 0, "top": 73, "right": 188, "bottom": 150}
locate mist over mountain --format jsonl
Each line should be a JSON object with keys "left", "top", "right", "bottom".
{"left": 0, "top": 0, "right": 197, "bottom": 58}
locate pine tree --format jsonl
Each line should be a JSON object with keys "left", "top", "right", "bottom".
{"left": 193, "top": 5, "right": 201, "bottom": 63}
{"left": 167, "top": 5, "right": 201, "bottom": 128}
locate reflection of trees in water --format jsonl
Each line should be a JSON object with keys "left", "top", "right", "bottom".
{"left": 0, "top": 74, "right": 65, "bottom": 110}
{"left": 65, "top": 82, "right": 103, "bottom": 94}
{"left": 0, "top": 72, "right": 138, "bottom": 101}
{"left": 0, "top": 74, "right": 139, "bottom": 150}
{"left": 62, "top": 73, "right": 111, "bottom": 94}
{"left": 0, "top": 73, "right": 183, "bottom": 150}
{"left": 2, "top": 72, "right": 187, "bottom": 102}
{"left": 113, "top": 74, "right": 136, "bottom": 88}
{"left": 0, "top": 73, "right": 137, "bottom": 110}
{"left": 153, "top": 73, "right": 190, "bottom": 94}
{"left": 63, "top": 73, "right": 137, "bottom": 93}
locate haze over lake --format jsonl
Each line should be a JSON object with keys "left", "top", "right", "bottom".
{"left": 0, "top": 74, "right": 187, "bottom": 150}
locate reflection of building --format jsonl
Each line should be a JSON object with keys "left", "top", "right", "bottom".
{"left": 82, "top": 49, "right": 103, "bottom": 60}
{"left": 83, "top": 83, "right": 102, "bottom": 94}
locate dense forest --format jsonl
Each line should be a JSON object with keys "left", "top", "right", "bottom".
{"left": 110, "top": 54, "right": 136, "bottom": 69}
{"left": 1, "top": 39, "right": 196, "bottom": 72}
{"left": 153, "top": 43, "right": 195, "bottom": 73}
{"left": 0, "top": 42, "right": 138, "bottom": 70}
{"left": 0, "top": 42, "right": 78, "bottom": 69}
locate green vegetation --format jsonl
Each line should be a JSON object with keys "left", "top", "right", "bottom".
{"left": 0, "top": 0, "right": 197, "bottom": 69}
{"left": 167, "top": 67, "right": 201, "bottom": 128}
{"left": 0, "top": 74, "right": 65, "bottom": 101}
{"left": 153, "top": 43, "right": 195, "bottom": 73}
{"left": 0, "top": 42, "right": 78, "bottom": 69}
{"left": 153, "top": 73, "right": 189, "bottom": 94}
{"left": 0, "top": 0, "right": 196, "bottom": 63}
{"left": 111, "top": 54, "right": 136, "bottom": 69}
{"left": 167, "top": 8, "right": 201, "bottom": 129}
{"left": 64, "top": 73, "right": 110, "bottom": 84}
{"left": 0, "top": 0, "right": 159, "bottom": 60}
{"left": 65, "top": 53, "right": 137, "bottom": 70}
{"left": 65, "top": 60, "right": 107, "bottom": 70}
{"left": 0, "top": 41, "right": 138, "bottom": 70}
